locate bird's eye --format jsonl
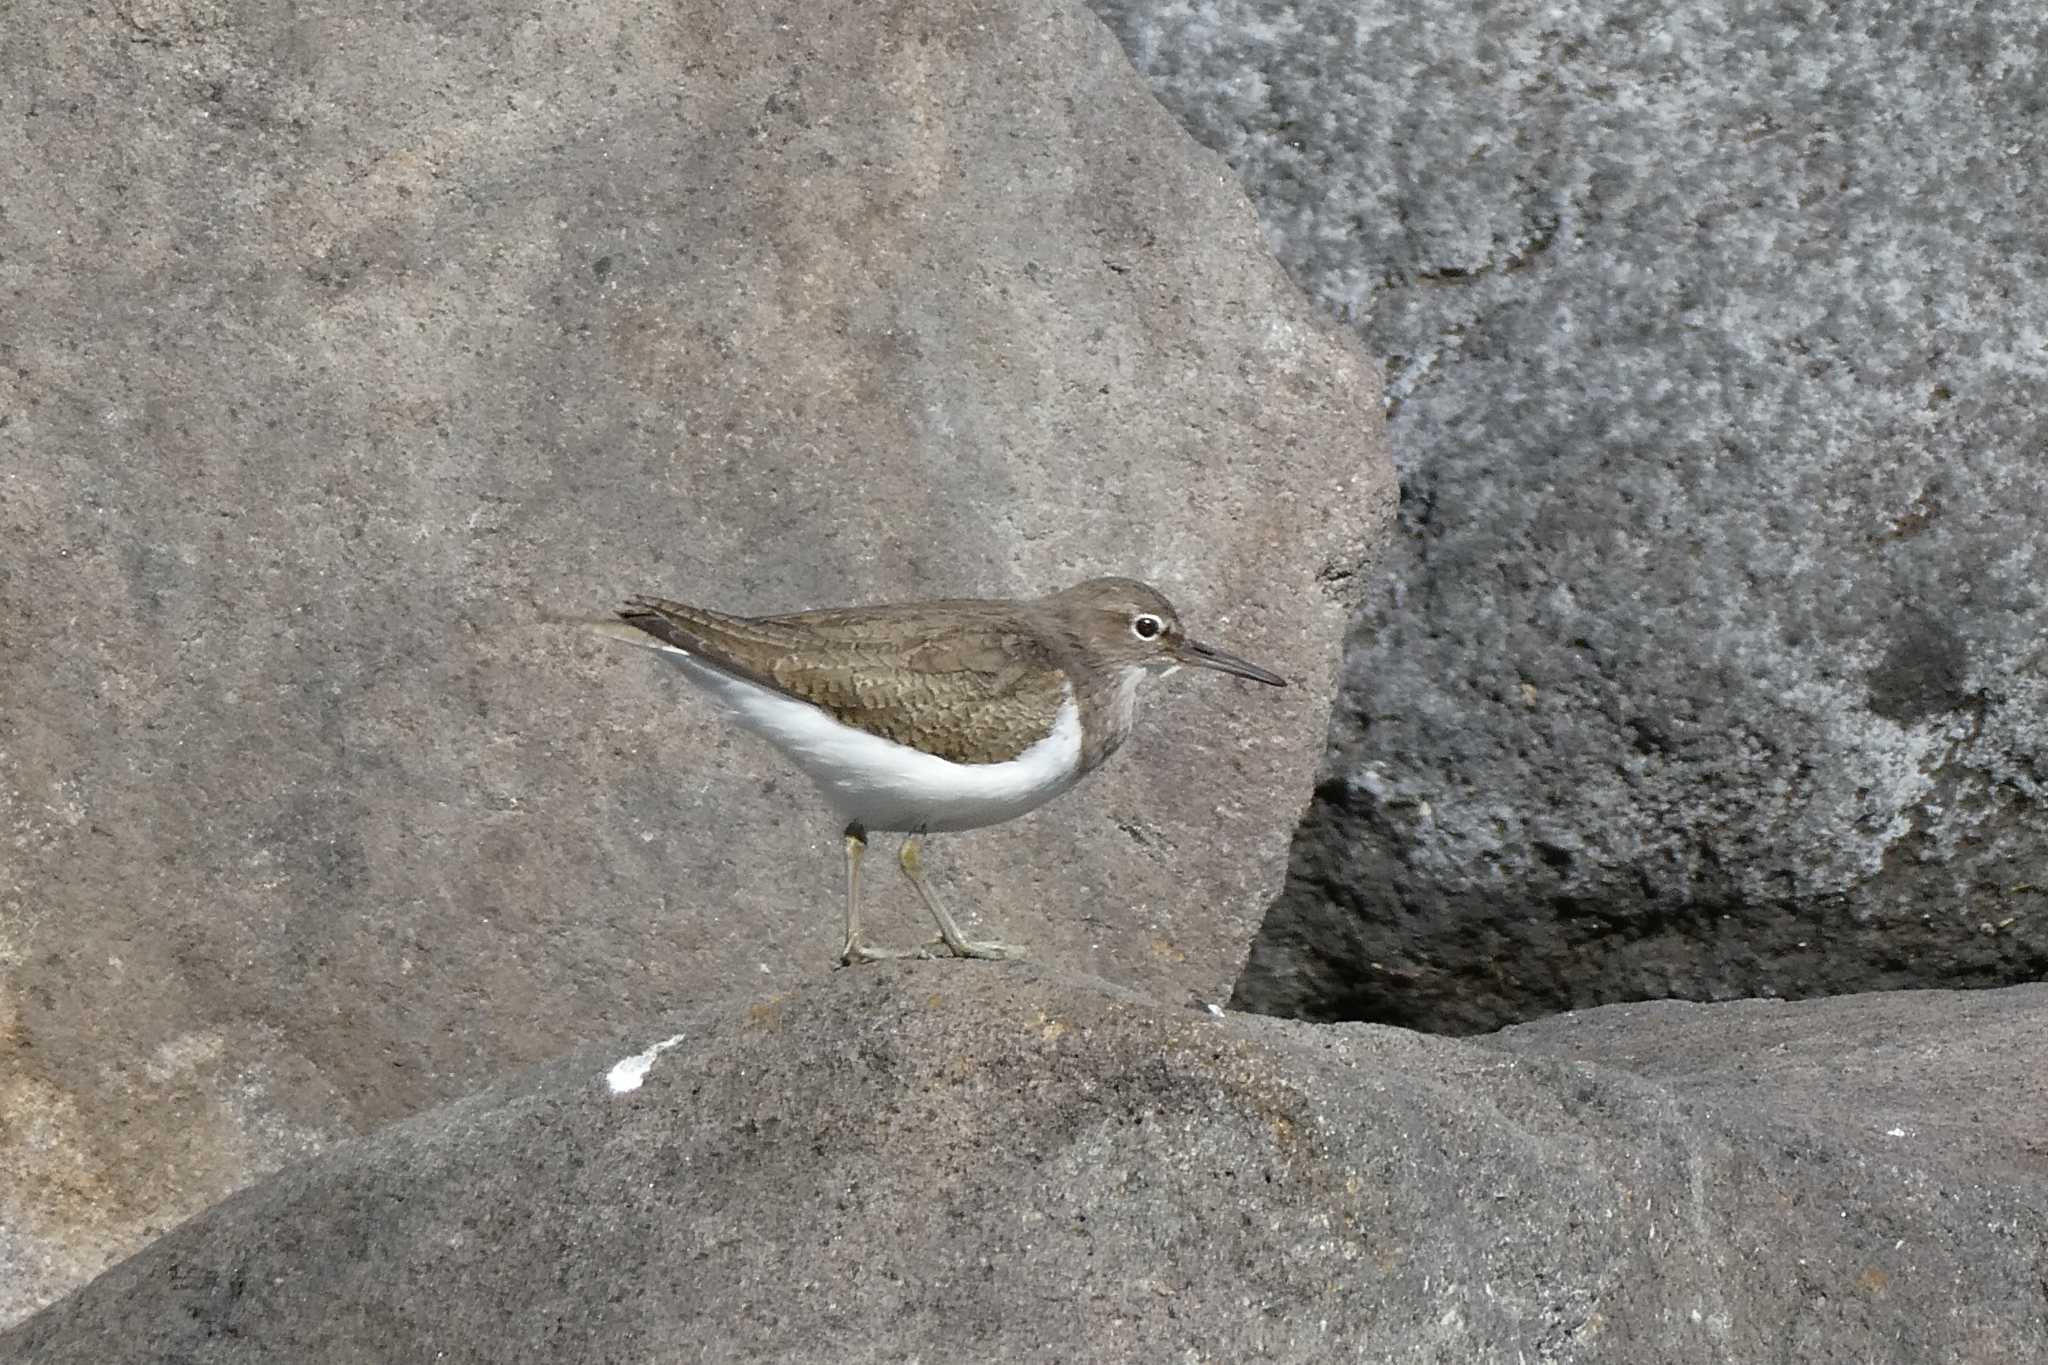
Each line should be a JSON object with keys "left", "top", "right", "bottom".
{"left": 1131, "top": 614, "right": 1164, "bottom": 640}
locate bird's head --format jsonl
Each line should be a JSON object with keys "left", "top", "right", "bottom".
{"left": 1043, "top": 577, "right": 1287, "bottom": 686}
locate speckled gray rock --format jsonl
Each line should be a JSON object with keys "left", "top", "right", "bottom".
{"left": 5, "top": 971, "right": 2044, "bottom": 1364}
{"left": 0, "top": 0, "right": 1392, "bottom": 1324}
{"left": 1087, "top": 0, "right": 2048, "bottom": 1028}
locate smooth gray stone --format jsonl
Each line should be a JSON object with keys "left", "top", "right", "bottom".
{"left": 7, "top": 972, "right": 2043, "bottom": 1364}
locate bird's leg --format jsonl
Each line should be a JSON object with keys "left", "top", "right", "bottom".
{"left": 839, "top": 824, "right": 867, "bottom": 962}
{"left": 838, "top": 823, "right": 930, "bottom": 966}
{"left": 898, "top": 833, "right": 1020, "bottom": 961}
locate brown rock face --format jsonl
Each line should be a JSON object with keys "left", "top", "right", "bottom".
{"left": 0, "top": 0, "right": 1392, "bottom": 1320}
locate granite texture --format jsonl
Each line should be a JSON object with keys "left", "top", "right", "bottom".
{"left": 1084, "top": 0, "right": 2048, "bottom": 1028}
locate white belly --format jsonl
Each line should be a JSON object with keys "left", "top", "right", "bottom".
{"left": 645, "top": 648, "right": 1085, "bottom": 833}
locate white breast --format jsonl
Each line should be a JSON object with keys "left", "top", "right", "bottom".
{"left": 619, "top": 634, "right": 1085, "bottom": 834}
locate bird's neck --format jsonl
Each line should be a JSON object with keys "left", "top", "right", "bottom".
{"left": 1075, "top": 664, "right": 1148, "bottom": 775}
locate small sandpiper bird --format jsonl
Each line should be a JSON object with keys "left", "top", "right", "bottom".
{"left": 600, "top": 577, "right": 1286, "bottom": 964}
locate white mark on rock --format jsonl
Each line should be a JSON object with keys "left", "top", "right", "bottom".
{"left": 606, "top": 1033, "right": 687, "bottom": 1094}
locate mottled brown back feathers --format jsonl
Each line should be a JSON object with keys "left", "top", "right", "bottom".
{"left": 618, "top": 595, "right": 1081, "bottom": 766}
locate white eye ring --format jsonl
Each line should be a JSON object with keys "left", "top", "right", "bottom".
{"left": 1131, "top": 614, "right": 1165, "bottom": 641}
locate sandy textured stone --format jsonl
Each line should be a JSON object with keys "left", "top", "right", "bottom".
{"left": 5, "top": 971, "right": 2043, "bottom": 1363}
{"left": 1087, "top": 0, "right": 2048, "bottom": 1029}
{"left": 0, "top": 0, "right": 1392, "bottom": 1322}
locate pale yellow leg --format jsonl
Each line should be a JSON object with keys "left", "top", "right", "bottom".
{"left": 838, "top": 825, "right": 931, "bottom": 966}
{"left": 898, "top": 833, "right": 1020, "bottom": 961}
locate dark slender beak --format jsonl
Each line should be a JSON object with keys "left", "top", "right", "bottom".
{"left": 1179, "top": 637, "right": 1288, "bottom": 686}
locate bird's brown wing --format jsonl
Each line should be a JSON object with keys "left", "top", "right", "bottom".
{"left": 616, "top": 597, "right": 1070, "bottom": 765}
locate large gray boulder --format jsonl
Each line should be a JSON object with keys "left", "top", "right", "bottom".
{"left": 6, "top": 970, "right": 2044, "bottom": 1363}
{"left": 0, "top": 0, "right": 1391, "bottom": 1323}
{"left": 1087, "top": 0, "right": 2048, "bottom": 1029}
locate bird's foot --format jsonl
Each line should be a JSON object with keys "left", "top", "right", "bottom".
{"left": 837, "top": 939, "right": 937, "bottom": 967}
{"left": 937, "top": 936, "right": 1023, "bottom": 961}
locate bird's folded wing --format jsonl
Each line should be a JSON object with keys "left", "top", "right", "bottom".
{"left": 612, "top": 598, "right": 1070, "bottom": 765}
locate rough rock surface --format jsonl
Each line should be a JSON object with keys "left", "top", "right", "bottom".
{"left": 1086, "top": 0, "right": 2048, "bottom": 1029}
{"left": 0, "top": 0, "right": 1392, "bottom": 1322}
{"left": 6, "top": 970, "right": 2044, "bottom": 1364}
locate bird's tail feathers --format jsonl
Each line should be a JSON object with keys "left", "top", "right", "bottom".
{"left": 590, "top": 617, "right": 690, "bottom": 654}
